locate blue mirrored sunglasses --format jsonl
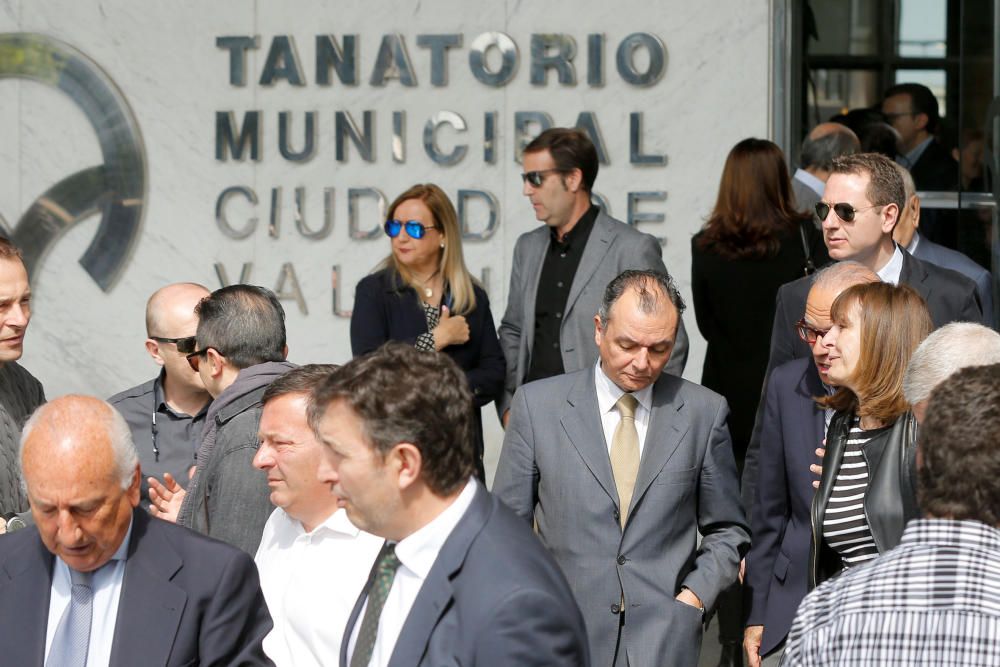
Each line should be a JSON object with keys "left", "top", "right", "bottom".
{"left": 384, "top": 219, "right": 439, "bottom": 239}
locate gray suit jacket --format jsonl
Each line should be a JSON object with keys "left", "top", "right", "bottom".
{"left": 912, "top": 233, "right": 996, "bottom": 328}
{"left": 0, "top": 509, "right": 273, "bottom": 666}
{"left": 791, "top": 173, "right": 822, "bottom": 218}
{"left": 494, "top": 367, "right": 750, "bottom": 667}
{"left": 498, "top": 210, "right": 688, "bottom": 416}
{"left": 340, "top": 481, "right": 589, "bottom": 667}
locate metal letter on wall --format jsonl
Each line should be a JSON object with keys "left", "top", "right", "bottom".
{"left": 214, "top": 262, "right": 253, "bottom": 287}
{"left": 591, "top": 191, "right": 611, "bottom": 215}
{"left": 587, "top": 34, "right": 604, "bottom": 86}
{"left": 0, "top": 33, "right": 146, "bottom": 291}
{"left": 348, "top": 188, "right": 387, "bottom": 240}
{"left": 468, "top": 32, "right": 518, "bottom": 87}
{"left": 417, "top": 34, "right": 462, "bottom": 86}
{"left": 278, "top": 111, "right": 316, "bottom": 162}
{"left": 335, "top": 110, "right": 374, "bottom": 162}
{"left": 274, "top": 262, "right": 308, "bottom": 315}
{"left": 575, "top": 112, "right": 609, "bottom": 164}
{"left": 370, "top": 34, "right": 417, "bottom": 86}
{"left": 627, "top": 191, "right": 667, "bottom": 245}
{"left": 331, "top": 265, "right": 352, "bottom": 318}
{"left": 513, "top": 112, "right": 554, "bottom": 163}
{"left": 457, "top": 190, "right": 499, "bottom": 241}
{"left": 392, "top": 111, "right": 406, "bottom": 163}
{"left": 315, "top": 34, "right": 358, "bottom": 85}
{"left": 295, "top": 187, "right": 334, "bottom": 240}
{"left": 630, "top": 111, "right": 666, "bottom": 165}
{"left": 215, "top": 186, "right": 258, "bottom": 239}
{"left": 217, "top": 35, "right": 259, "bottom": 86}
{"left": 484, "top": 111, "right": 498, "bottom": 163}
{"left": 530, "top": 34, "right": 577, "bottom": 86}
{"left": 616, "top": 33, "right": 666, "bottom": 87}
{"left": 423, "top": 111, "right": 469, "bottom": 166}
{"left": 216, "top": 110, "right": 261, "bottom": 161}
{"left": 259, "top": 35, "right": 306, "bottom": 86}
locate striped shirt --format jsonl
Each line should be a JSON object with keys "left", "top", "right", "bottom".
{"left": 821, "top": 418, "right": 889, "bottom": 568}
{"left": 783, "top": 519, "right": 1000, "bottom": 666}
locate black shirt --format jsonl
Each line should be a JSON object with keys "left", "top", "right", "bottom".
{"left": 108, "top": 370, "right": 209, "bottom": 509}
{"left": 526, "top": 205, "right": 599, "bottom": 383}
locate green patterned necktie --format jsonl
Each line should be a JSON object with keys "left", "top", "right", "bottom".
{"left": 351, "top": 543, "right": 403, "bottom": 667}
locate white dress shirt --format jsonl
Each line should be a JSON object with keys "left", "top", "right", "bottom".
{"left": 594, "top": 360, "right": 653, "bottom": 456}
{"left": 45, "top": 518, "right": 133, "bottom": 666}
{"left": 255, "top": 507, "right": 384, "bottom": 667}
{"left": 347, "top": 479, "right": 478, "bottom": 667}
{"left": 876, "top": 244, "right": 904, "bottom": 285}
{"left": 905, "top": 233, "right": 921, "bottom": 256}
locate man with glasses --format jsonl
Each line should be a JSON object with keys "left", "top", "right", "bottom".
{"left": 109, "top": 282, "right": 211, "bottom": 511}
{"left": 743, "top": 262, "right": 877, "bottom": 667}
{"left": 149, "top": 284, "right": 294, "bottom": 555}
{"left": 498, "top": 128, "right": 687, "bottom": 425}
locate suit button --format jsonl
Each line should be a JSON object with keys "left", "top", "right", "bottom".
{"left": 613, "top": 509, "right": 620, "bottom": 521}
{"left": 617, "top": 555, "right": 626, "bottom": 565}
{"left": 610, "top": 604, "right": 620, "bottom": 614}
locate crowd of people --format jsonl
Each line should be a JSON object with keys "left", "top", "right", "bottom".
{"left": 0, "top": 80, "right": 996, "bottom": 667}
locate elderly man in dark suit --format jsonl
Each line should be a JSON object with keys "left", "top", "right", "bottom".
{"left": 742, "top": 262, "right": 878, "bottom": 667}
{"left": 495, "top": 270, "right": 749, "bottom": 667}
{"left": 0, "top": 395, "right": 272, "bottom": 666}
{"left": 498, "top": 127, "right": 687, "bottom": 425}
{"left": 310, "top": 343, "right": 588, "bottom": 667}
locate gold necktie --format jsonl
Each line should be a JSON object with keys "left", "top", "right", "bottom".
{"left": 610, "top": 393, "right": 640, "bottom": 527}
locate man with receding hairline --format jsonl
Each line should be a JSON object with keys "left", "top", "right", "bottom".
{"left": 109, "top": 282, "right": 212, "bottom": 510}
{"left": 792, "top": 122, "right": 860, "bottom": 216}
{"left": 0, "top": 237, "right": 44, "bottom": 527}
{"left": 0, "top": 395, "right": 272, "bottom": 665}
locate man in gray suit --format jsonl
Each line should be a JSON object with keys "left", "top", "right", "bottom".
{"left": 892, "top": 162, "right": 995, "bottom": 327}
{"left": 494, "top": 270, "right": 750, "bottom": 667}
{"left": 498, "top": 128, "right": 687, "bottom": 423}
{"left": 791, "top": 123, "right": 860, "bottom": 217}
{"left": 310, "top": 343, "right": 589, "bottom": 667}
{"left": 0, "top": 395, "right": 272, "bottom": 665}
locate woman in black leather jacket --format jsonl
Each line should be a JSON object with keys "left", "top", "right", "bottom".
{"left": 809, "top": 282, "right": 932, "bottom": 588}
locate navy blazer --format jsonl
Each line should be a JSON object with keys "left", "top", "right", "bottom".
{"left": 743, "top": 357, "right": 824, "bottom": 656}
{"left": 340, "top": 481, "right": 590, "bottom": 667}
{"left": 0, "top": 509, "right": 273, "bottom": 666}
{"left": 350, "top": 268, "right": 505, "bottom": 409}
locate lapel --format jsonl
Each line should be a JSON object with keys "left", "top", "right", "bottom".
{"left": 521, "top": 227, "right": 551, "bottom": 360}
{"left": 796, "top": 361, "right": 827, "bottom": 451}
{"left": 388, "top": 482, "right": 492, "bottom": 667}
{"left": 564, "top": 212, "right": 617, "bottom": 318}
{"left": 899, "top": 247, "right": 932, "bottom": 302}
{"left": 561, "top": 367, "right": 619, "bottom": 506}
{"left": 628, "top": 375, "right": 689, "bottom": 523}
{"left": 108, "top": 511, "right": 187, "bottom": 665}
{"left": 381, "top": 271, "right": 428, "bottom": 337}
{"left": 0, "top": 529, "right": 54, "bottom": 665}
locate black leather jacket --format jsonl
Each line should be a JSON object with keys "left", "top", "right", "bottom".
{"left": 808, "top": 410, "right": 920, "bottom": 589}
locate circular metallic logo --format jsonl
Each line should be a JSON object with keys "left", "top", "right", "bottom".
{"left": 0, "top": 33, "right": 146, "bottom": 291}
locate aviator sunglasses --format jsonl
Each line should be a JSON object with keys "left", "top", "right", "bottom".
{"left": 814, "top": 201, "right": 881, "bottom": 223}
{"left": 520, "top": 168, "right": 566, "bottom": 187}
{"left": 384, "top": 219, "right": 439, "bottom": 240}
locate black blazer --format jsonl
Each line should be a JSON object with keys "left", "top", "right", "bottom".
{"left": 742, "top": 247, "right": 983, "bottom": 509}
{"left": 743, "top": 357, "right": 824, "bottom": 656}
{"left": 0, "top": 509, "right": 273, "bottom": 666}
{"left": 350, "top": 268, "right": 505, "bottom": 408}
{"left": 691, "top": 224, "right": 827, "bottom": 460}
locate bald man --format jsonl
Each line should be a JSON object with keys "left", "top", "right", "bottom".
{"left": 0, "top": 395, "right": 272, "bottom": 665}
{"left": 792, "top": 122, "right": 861, "bottom": 217}
{"left": 109, "top": 283, "right": 212, "bottom": 510}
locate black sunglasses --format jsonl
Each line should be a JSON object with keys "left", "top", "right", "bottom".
{"left": 520, "top": 169, "right": 565, "bottom": 187}
{"left": 795, "top": 318, "right": 830, "bottom": 345}
{"left": 186, "top": 347, "right": 213, "bottom": 372}
{"left": 151, "top": 335, "right": 197, "bottom": 354}
{"left": 384, "top": 219, "right": 439, "bottom": 240}
{"left": 814, "top": 201, "right": 881, "bottom": 223}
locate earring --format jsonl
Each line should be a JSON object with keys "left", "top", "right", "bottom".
{"left": 440, "top": 242, "right": 445, "bottom": 249}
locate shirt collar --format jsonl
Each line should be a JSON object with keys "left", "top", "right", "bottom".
{"left": 153, "top": 369, "right": 209, "bottom": 419}
{"left": 901, "top": 518, "right": 1000, "bottom": 552}
{"left": 283, "top": 507, "right": 364, "bottom": 538}
{"left": 594, "top": 360, "right": 653, "bottom": 417}
{"left": 393, "top": 479, "right": 477, "bottom": 580}
{"left": 876, "top": 244, "right": 905, "bottom": 285}
{"left": 906, "top": 232, "right": 921, "bottom": 255}
{"left": 57, "top": 514, "right": 133, "bottom": 571}
{"left": 794, "top": 168, "right": 825, "bottom": 197}
{"left": 898, "top": 136, "right": 934, "bottom": 170}
{"left": 549, "top": 204, "right": 598, "bottom": 248}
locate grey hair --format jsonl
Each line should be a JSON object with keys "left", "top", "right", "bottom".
{"left": 19, "top": 398, "right": 139, "bottom": 492}
{"left": 811, "top": 261, "right": 879, "bottom": 293}
{"left": 597, "top": 269, "right": 686, "bottom": 330}
{"left": 892, "top": 162, "right": 917, "bottom": 202}
{"left": 800, "top": 127, "right": 860, "bottom": 171}
{"left": 904, "top": 322, "right": 1000, "bottom": 405}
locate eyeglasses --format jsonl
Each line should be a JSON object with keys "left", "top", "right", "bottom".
{"left": 814, "top": 201, "right": 881, "bottom": 223}
{"left": 795, "top": 318, "right": 830, "bottom": 345}
{"left": 384, "top": 219, "right": 439, "bottom": 240}
{"left": 150, "top": 335, "right": 197, "bottom": 354}
{"left": 520, "top": 169, "right": 565, "bottom": 187}
{"left": 883, "top": 111, "right": 917, "bottom": 121}
{"left": 186, "top": 347, "right": 213, "bottom": 372}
